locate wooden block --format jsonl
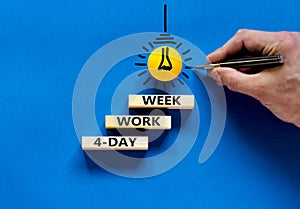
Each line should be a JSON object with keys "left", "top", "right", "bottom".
{"left": 82, "top": 136, "right": 148, "bottom": 150}
{"left": 128, "top": 94, "right": 194, "bottom": 109}
{"left": 105, "top": 115, "right": 171, "bottom": 129}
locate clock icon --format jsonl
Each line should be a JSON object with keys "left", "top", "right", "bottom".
{"left": 72, "top": 32, "right": 226, "bottom": 178}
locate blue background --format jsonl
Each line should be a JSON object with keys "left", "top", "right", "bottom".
{"left": 1, "top": 0, "right": 300, "bottom": 208}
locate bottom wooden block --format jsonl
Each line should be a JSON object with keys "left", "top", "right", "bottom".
{"left": 82, "top": 136, "right": 148, "bottom": 150}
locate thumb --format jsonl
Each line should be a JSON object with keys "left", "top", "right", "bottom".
{"left": 207, "top": 67, "right": 259, "bottom": 97}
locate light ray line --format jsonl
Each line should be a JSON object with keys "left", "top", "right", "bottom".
{"left": 182, "top": 49, "right": 191, "bottom": 55}
{"left": 138, "top": 70, "right": 147, "bottom": 77}
{"left": 143, "top": 77, "right": 152, "bottom": 85}
{"left": 142, "top": 46, "right": 149, "bottom": 52}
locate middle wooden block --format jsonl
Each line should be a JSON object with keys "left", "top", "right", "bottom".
{"left": 105, "top": 115, "right": 171, "bottom": 129}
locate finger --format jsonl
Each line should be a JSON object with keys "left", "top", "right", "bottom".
{"left": 207, "top": 67, "right": 260, "bottom": 97}
{"left": 207, "top": 29, "right": 277, "bottom": 63}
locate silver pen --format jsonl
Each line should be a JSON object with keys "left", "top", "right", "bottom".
{"left": 192, "top": 55, "right": 284, "bottom": 70}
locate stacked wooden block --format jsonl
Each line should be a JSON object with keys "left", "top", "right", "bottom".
{"left": 82, "top": 95, "right": 194, "bottom": 150}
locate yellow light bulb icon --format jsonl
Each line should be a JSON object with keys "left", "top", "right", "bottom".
{"left": 147, "top": 46, "right": 182, "bottom": 82}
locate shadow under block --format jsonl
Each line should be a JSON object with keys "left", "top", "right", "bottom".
{"left": 128, "top": 95, "right": 194, "bottom": 109}
{"left": 105, "top": 115, "right": 171, "bottom": 129}
{"left": 82, "top": 136, "right": 148, "bottom": 150}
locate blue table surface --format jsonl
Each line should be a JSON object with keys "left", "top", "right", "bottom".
{"left": 1, "top": 0, "right": 300, "bottom": 209}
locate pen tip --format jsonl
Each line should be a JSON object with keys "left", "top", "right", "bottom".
{"left": 185, "top": 64, "right": 216, "bottom": 70}
{"left": 194, "top": 65, "right": 207, "bottom": 69}
{"left": 185, "top": 65, "right": 206, "bottom": 69}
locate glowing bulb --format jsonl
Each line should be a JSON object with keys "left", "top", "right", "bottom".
{"left": 147, "top": 46, "right": 182, "bottom": 81}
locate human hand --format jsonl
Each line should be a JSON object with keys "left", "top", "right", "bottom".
{"left": 207, "top": 29, "right": 300, "bottom": 127}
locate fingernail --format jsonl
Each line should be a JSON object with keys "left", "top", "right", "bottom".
{"left": 208, "top": 69, "right": 222, "bottom": 84}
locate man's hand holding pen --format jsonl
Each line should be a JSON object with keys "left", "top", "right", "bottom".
{"left": 206, "top": 29, "right": 300, "bottom": 127}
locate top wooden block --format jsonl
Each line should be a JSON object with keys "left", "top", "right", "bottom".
{"left": 128, "top": 95, "right": 194, "bottom": 109}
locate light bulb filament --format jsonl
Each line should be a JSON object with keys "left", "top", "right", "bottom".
{"left": 158, "top": 47, "right": 173, "bottom": 71}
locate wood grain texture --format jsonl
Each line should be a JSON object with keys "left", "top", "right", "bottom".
{"left": 128, "top": 95, "right": 194, "bottom": 109}
{"left": 82, "top": 136, "right": 148, "bottom": 150}
{"left": 105, "top": 115, "right": 171, "bottom": 129}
